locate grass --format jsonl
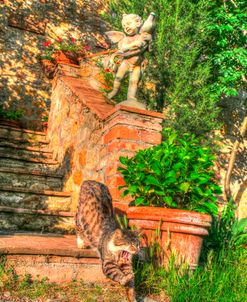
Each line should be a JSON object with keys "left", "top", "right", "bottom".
{"left": 133, "top": 248, "right": 247, "bottom": 302}
{"left": 0, "top": 266, "right": 126, "bottom": 302}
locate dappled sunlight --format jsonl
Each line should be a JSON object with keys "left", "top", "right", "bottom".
{"left": 0, "top": 0, "right": 109, "bottom": 130}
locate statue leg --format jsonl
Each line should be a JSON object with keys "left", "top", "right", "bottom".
{"left": 127, "top": 65, "right": 141, "bottom": 101}
{"left": 107, "top": 62, "right": 128, "bottom": 100}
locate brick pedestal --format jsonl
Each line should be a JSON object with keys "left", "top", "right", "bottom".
{"left": 100, "top": 106, "right": 163, "bottom": 208}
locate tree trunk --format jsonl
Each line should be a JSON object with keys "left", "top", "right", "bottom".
{"left": 224, "top": 116, "right": 247, "bottom": 200}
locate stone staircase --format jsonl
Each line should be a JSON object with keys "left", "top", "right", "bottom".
{"left": 0, "top": 123, "right": 104, "bottom": 283}
{"left": 0, "top": 124, "right": 74, "bottom": 233}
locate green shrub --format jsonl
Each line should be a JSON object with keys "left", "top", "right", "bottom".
{"left": 0, "top": 106, "right": 23, "bottom": 121}
{"left": 201, "top": 199, "right": 247, "bottom": 261}
{"left": 118, "top": 128, "right": 221, "bottom": 214}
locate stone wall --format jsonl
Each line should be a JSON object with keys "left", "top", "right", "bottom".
{"left": 0, "top": 0, "right": 108, "bottom": 130}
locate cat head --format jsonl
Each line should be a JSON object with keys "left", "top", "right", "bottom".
{"left": 108, "top": 228, "right": 140, "bottom": 262}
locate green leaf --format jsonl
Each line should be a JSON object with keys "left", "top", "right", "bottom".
{"left": 134, "top": 197, "right": 145, "bottom": 206}
{"left": 145, "top": 175, "right": 161, "bottom": 187}
{"left": 179, "top": 182, "right": 190, "bottom": 192}
{"left": 119, "top": 156, "right": 129, "bottom": 165}
{"left": 151, "top": 162, "right": 161, "bottom": 175}
{"left": 163, "top": 196, "right": 173, "bottom": 206}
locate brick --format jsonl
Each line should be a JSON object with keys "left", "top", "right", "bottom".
{"left": 109, "top": 187, "right": 122, "bottom": 202}
{"left": 139, "top": 130, "right": 162, "bottom": 145}
{"left": 103, "top": 150, "right": 135, "bottom": 164}
{"left": 105, "top": 163, "right": 120, "bottom": 177}
{"left": 104, "top": 104, "right": 165, "bottom": 120}
{"left": 107, "top": 140, "right": 150, "bottom": 153}
{"left": 103, "top": 114, "right": 163, "bottom": 133}
{"left": 103, "top": 126, "right": 139, "bottom": 144}
{"left": 106, "top": 175, "right": 126, "bottom": 187}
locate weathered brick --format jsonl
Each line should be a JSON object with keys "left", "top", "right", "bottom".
{"left": 107, "top": 140, "right": 150, "bottom": 153}
{"left": 103, "top": 126, "right": 139, "bottom": 144}
{"left": 105, "top": 163, "right": 120, "bottom": 177}
{"left": 139, "top": 130, "right": 162, "bottom": 145}
{"left": 106, "top": 175, "right": 125, "bottom": 187}
{"left": 103, "top": 114, "right": 163, "bottom": 133}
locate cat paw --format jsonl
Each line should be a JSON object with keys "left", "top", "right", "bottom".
{"left": 76, "top": 236, "right": 85, "bottom": 249}
{"left": 120, "top": 273, "right": 134, "bottom": 286}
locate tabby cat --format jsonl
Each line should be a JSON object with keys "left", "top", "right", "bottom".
{"left": 75, "top": 180, "right": 140, "bottom": 302}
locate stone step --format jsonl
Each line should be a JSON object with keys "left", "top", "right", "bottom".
{"left": 0, "top": 146, "right": 53, "bottom": 160}
{"left": 0, "top": 232, "right": 106, "bottom": 283}
{"left": 0, "top": 157, "right": 60, "bottom": 173}
{"left": 0, "top": 135, "right": 49, "bottom": 148}
{"left": 0, "top": 152, "right": 56, "bottom": 164}
{"left": 0, "top": 166, "right": 63, "bottom": 191}
{"left": 0, "top": 206, "right": 75, "bottom": 233}
{"left": 0, "top": 125, "right": 47, "bottom": 142}
{"left": 0, "top": 185, "right": 71, "bottom": 210}
{"left": 0, "top": 141, "right": 52, "bottom": 154}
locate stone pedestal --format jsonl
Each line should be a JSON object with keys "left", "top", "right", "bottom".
{"left": 48, "top": 64, "right": 164, "bottom": 211}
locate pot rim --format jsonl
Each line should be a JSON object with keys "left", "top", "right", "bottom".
{"left": 126, "top": 206, "right": 212, "bottom": 227}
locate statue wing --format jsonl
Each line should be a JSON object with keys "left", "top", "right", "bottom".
{"left": 105, "top": 31, "right": 125, "bottom": 44}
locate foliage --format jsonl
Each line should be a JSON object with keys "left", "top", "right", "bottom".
{"left": 207, "top": 0, "right": 247, "bottom": 97}
{"left": 201, "top": 199, "right": 247, "bottom": 261}
{"left": 40, "top": 36, "right": 90, "bottom": 61}
{"left": 0, "top": 105, "right": 23, "bottom": 121}
{"left": 96, "top": 58, "right": 129, "bottom": 103}
{"left": 118, "top": 128, "right": 221, "bottom": 214}
{"left": 97, "top": 57, "right": 128, "bottom": 103}
{"left": 106, "top": 0, "right": 221, "bottom": 135}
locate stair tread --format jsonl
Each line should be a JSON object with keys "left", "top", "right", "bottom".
{"left": 0, "top": 135, "right": 49, "bottom": 145}
{"left": 0, "top": 232, "right": 99, "bottom": 259}
{"left": 0, "top": 143, "right": 52, "bottom": 154}
{"left": 0, "top": 185, "right": 71, "bottom": 196}
{"left": 0, "top": 125, "right": 46, "bottom": 136}
{"left": 0, "top": 166, "right": 63, "bottom": 178}
{"left": 0, "top": 206, "right": 74, "bottom": 216}
{"left": 0, "top": 152, "right": 58, "bottom": 164}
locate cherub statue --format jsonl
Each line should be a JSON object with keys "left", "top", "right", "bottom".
{"left": 105, "top": 12, "right": 155, "bottom": 108}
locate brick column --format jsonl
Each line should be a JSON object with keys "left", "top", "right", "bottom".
{"left": 100, "top": 105, "right": 164, "bottom": 209}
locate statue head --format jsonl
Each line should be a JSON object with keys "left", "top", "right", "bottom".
{"left": 122, "top": 14, "right": 142, "bottom": 36}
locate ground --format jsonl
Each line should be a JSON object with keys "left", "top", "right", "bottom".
{"left": 0, "top": 278, "right": 165, "bottom": 302}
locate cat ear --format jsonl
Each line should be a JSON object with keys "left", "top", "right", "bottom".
{"left": 133, "top": 229, "right": 144, "bottom": 238}
{"left": 114, "top": 228, "right": 123, "bottom": 238}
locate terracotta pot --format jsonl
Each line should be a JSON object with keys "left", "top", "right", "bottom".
{"left": 53, "top": 51, "right": 78, "bottom": 65}
{"left": 41, "top": 59, "right": 56, "bottom": 79}
{"left": 0, "top": 118, "right": 21, "bottom": 128}
{"left": 126, "top": 206, "right": 212, "bottom": 269}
